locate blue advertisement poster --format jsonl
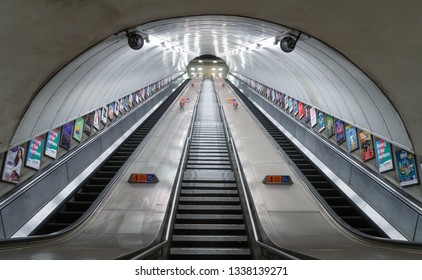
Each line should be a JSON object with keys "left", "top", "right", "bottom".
{"left": 26, "top": 135, "right": 44, "bottom": 170}
{"left": 45, "top": 128, "right": 60, "bottom": 159}
{"left": 317, "top": 111, "right": 325, "bottom": 132}
{"left": 335, "top": 119, "right": 345, "bottom": 144}
{"left": 60, "top": 121, "right": 73, "bottom": 150}
{"left": 288, "top": 98, "right": 294, "bottom": 113}
{"left": 293, "top": 99, "right": 298, "bottom": 116}
{"left": 375, "top": 139, "right": 394, "bottom": 173}
{"left": 345, "top": 124, "right": 358, "bottom": 152}
{"left": 395, "top": 149, "right": 418, "bottom": 187}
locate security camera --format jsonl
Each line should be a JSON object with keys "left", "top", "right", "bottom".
{"left": 279, "top": 33, "right": 301, "bottom": 53}
{"left": 127, "top": 32, "right": 144, "bottom": 50}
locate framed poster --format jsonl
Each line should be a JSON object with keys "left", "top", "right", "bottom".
{"left": 335, "top": 119, "right": 345, "bottom": 144}
{"left": 101, "top": 106, "right": 108, "bottom": 125}
{"left": 303, "top": 105, "right": 310, "bottom": 124}
{"left": 310, "top": 107, "right": 317, "bottom": 127}
{"left": 345, "top": 124, "right": 359, "bottom": 152}
{"left": 325, "top": 115, "right": 334, "bottom": 138}
{"left": 124, "top": 96, "right": 129, "bottom": 111}
{"left": 288, "top": 98, "right": 294, "bottom": 113}
{"left": 128, "top": 93, "right": 133, "bottom": 108}
{"left": 26, "top": 135, "right": 44, "bottom": 170}
{"left": 375, "top": 139, "right": 394, "bottom": 173}
{"left": 284, "top": 96, "right": 289, "bottom": 110}
{"left": 84, "top": 113, "right": 93, "bottom": 136}
{"left": 93, "top": 109, "right": 100, "bottom": 130}
{"left": 317, "top": 111, "right": 325, "bottom": 132}
{"left": 395, "top": 149, "right": 418, "bottom": 187}
{"left": 298, "top": 102, "right": 304, "bottom": 119}
{"left": 2, "top": 146, "right": 25, "bottom": 184}
{"left": 119, "top": 98, "right": 124, "bottom": 114}
{"left": 280, "top": 94, "right": 285, "bottom": 109}
{"left": 73, "top": 117, "right": 84, "bottom": 142}
{"left": 114, "top": 100, "right": 120, "bottom": 117}
{"left": 108, "top": 103, "right": 115, "bottom": 121}
{"left": 45, "top": 128, "right": 60, "bottom": 159}
{"left": 359, "top": 130, "right": 375, "bottom": 161}
{"left": 60, "top": 122, "right": 73, "bottom": 150}
{"left": 293, "top": 99, "right": 298, "bottom": 116}
{"left": 135, "top": 91, "right": 140, "bottom": 104}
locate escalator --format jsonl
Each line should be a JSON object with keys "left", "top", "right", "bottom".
{"left": 31, "top": 79, "right": 190, "bottom": 236}
{"left": 227, "top": 80, "right": 386, "bottom": 238}
{"left": 168, "top": 80, "right": 252, "bottom": 259}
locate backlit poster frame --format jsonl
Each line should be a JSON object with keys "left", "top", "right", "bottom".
{"left": 101, "top": 106, "right": 108, "bottom": 125}
{"left": 124, "top": 96, "right": 129, "bottom": 111}
{"left": 73, "top": 117, "right": 84, "bottom": 142}
{"left": 84, "top": 113, "right": 93, "bottom": 136}
{"left": 345, "top": 124, "right": 359, "bottom": 152}
{"left": 325, "top": 115, "right": 334, "bottom": 138}
{"left": 303, "top": 105, "right": 310, "bottom": 124}
{"left": 60, "top": 121, "right": 73, "bottom": 150}
{"left": 395, "top": 149, "right": 418, "bottom": 187}
{"left": 359, "top": 130, "right": 375, "bottom": 161}
{"left": 375, "top": 139, "right": 394, "bottom": 173}
{"left": 335, "top": 119, "right": 345, "bottom": 144}
{"left": 93, "top": 110, "right": 100, "bottom": 130}
{"left": 2, "top": 145, "right": 25, "bottom": 184}
{"left": 288, "top": 98, "right": 294, "bottom": 113}
{"left": 108, "top": 102, "right": 115, "bottom": 121}
{"left": 25, "top": 135, "right": 44, "bottom": 170}
{"left": 45, "top": 128, "right": 60, "bottom": 159}
{"left": 284, "top": 96, "right": 289, "bottom": 111}
{"left": 298, "top": 102, "right": 304, "bottom": 119}
{"left": 310, "top": 107, "right": 317, "bottom": 127}
{"left": 119, "top": 98, "right": 124, "bottom": 114}
{"left": 293, "top": 99, "right": 298, "bottom": 116}
{"left": 317, "top": 111, "right": 325, "bottom": 132}
{"left": 114, "top": 101, "right": 120, "bottom": 117}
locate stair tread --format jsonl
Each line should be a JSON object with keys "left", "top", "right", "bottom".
{"left": 172, "top": 235, "right": 248, "bottom": 242}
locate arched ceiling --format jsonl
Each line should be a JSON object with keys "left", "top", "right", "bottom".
{"left": 1, "top": 1, "right": 421, "bottom": 153}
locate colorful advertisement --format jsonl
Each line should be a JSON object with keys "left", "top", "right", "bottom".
{"left": 288, "top": 98, "right": 294, "bottom": 113}
{"left": 101, "top": 106, "right": 108, "bottom": 125}
{"left": 293, "top": 99, "right": 298, "bottom": 116}
{"left": 298, "top": 102, "right": 304, "bottom": 119}
{"left": 303, "top": 105, "right": 310, "bottom": 124}
{"left": 84, "top": 113, "right": 93, "bottom": 136}
{"left": 60, "top": 122, "right": 73, "bottom": 150}
{"left": 124, "top": 96, "right": 129, "bottom": 111}
{"left": 108, "top": 102, "right": 115, "bottom": 121}
{"left": 317, "top": 111, "right": 325, "bottom": 132}
{"left": 395, "top": 149, "right": 418, "bottom": 187}
{"left": 345, "top": 124, "right": 358, "bottom": 152}
{"left": 114, "top": 101, "right": 120, "bottom": 117}
{"left": 284, "top": 96, "right": 289, "bottom": 111}
{"left": 359, "top": 130, "right": 375, "bottom": 161}
{"left": 325, "top": 115, "right": 334, "bottom": 138}
{"left": 73, "top": 117, "right": 84, "bottom": 142}
{"left": 310, "top": 107, "right": 317, "bottom": 127}
{"left": 335, "top": 119, "right": 345, "bottom": 144}
{"left": 45, "top": 128, "right": 60, "bottom": 159}
{"left": 128, "top": 93, "right": 133, "bottom": 108}
{"left": 119, "top": 98, "right": 124, "bottom": 113}
{"left": 93, "top": 109, "right": 100, "bottom": 130}
{"left": 280, "top": 93, "right": 285, "bottom": 109}
{"left": 25, "top": 135, "right": 44, "bottom": 170}
{"left": 375, "top": 139, "right": 394, "bottom": 173}
{"left": 2, "top": 146, "right": 25, "bottom": 184}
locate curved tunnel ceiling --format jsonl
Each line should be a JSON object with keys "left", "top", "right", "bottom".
{"left": 10, "top": 16, "right": 412, "bottom": 153}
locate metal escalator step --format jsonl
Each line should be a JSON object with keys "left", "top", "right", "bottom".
{"left": 189, "top": 153, "right": 229, "bottom": 157}
{"left": 181, "top": 182, "right": 237, "bottom": 188}
{"left": 181, "top": 189, "right": 238, "bottom": 195}
{"left": 170, "top": 247, "right": 250, "bottom": 255}
{"left": 178, "top": 205, "right": 241, "bottom": 211}
{"left": 172, "top": 235, "right": 248, "bottom": 242}
{"left": 95, "top": 171, "right": 116, "bottom": 178}
{"left": 179, "top": 196, "right": 240, "bottom": 203}
{"left": 66, "top": 201, "right": 92, "bottom": 211}
{"left": 54, "top": 211, "right": 84, "bottom": 223}
{"left": 82, "top": 184, "right": 105, "bottom": 193}
{"left": 174, "top": 224, "right": 245, "bottom": 230}
{"left": 74, "top": 192, "right": 100, "bottom": 201}
{"left": 187, "top": 159, "right": 230, "bottom": 164}
{"left": 176, "top": 214, "right": 244, "bottom": 220}
{"left": 186, "top": 164, "right": 231, "bottom": 170}
{"left": 101, "top": 165, "right": 121, "bottom": 172}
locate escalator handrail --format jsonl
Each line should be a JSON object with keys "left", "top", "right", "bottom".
{"left": 213, "top": 79, "right": 305, "bottom": 260}
{"left": 116, "top": 79, "right": 203, "bottom": 260}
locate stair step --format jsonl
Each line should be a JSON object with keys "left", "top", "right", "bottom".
{"left": 172, "top": 235, "right": 248, "bottom": 242}
{"left": 181, "top": 189, "right": 238, "bottom": 195}
{"left": 170, "top": 247, "right": 250, "bottom": 255}
{"left": 176, "top": 214, "right": 244, "bottom": 220}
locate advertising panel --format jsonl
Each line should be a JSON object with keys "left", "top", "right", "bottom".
{"left": 345, "top": 124, "right": 358, "bottom": 152}
{"left": 101, "top": 106, "right": 108, "bottom": 125}
{"left": 317, "top": 111, "right": 325, "bottom": 132}
{"left": 60, "top": 122, "right": 73, "bottom": 150}
{"left": 114, "top": 101, "right": 120, "bottom": 117}
{"left": 359, "top": 130, "right": 375, "bottom": 161}
{"left": 288, "top": 98, "right": 294, "bottom": 113}
{"left": 2, "top": 146, "right": 25, "bottom": 184}
{"left": 26, "top": 135, "right": 44, "bottom": 170}
{"left": 395, "top": 149, "right": 418, "bottom": 187}
{"left": 84, "top": 113, "right": 93, "bottom": 136}
{"left": 45, "top": 128, "right": 60, "bottom": 159}
{"left": 325, "top": 115, "right": 334, "bottom": 138}
{"left": 93, "top": 109, "right": 100, "bottom": 130}
{"left": 310, "top": 107, "right": 317, "bottom": 127}
{"left": 298, "top": 102, "right": 304, "bottom": 119}
{"left": 335, "top": 119, "right": 345, "bottom": 144}
{"left": 375, "top": 139, "right": 394, "bottom": 173}
{"left": 284, "top": 96, "right": 289, "bottom": 110}
{"left": 108, "top": 102, "right": 114, "bottom": 121}
{"left": 119, "top": 98, "right": 124, "bottom": 113}
{"left": 124, "top": 96, "right": 129, "bottom": 111}
{"left": 303, "top": 105, "right": 310, "bottom": 124}
{"left": 293, "top": 99, "right": 298, "bottom": 116}
{"left": 73, "top": 117, "right": 84, "bottom": 142}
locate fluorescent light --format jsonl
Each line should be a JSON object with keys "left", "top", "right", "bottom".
{"left": 213, "top": 60, "right": 217, "bottom": 63}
